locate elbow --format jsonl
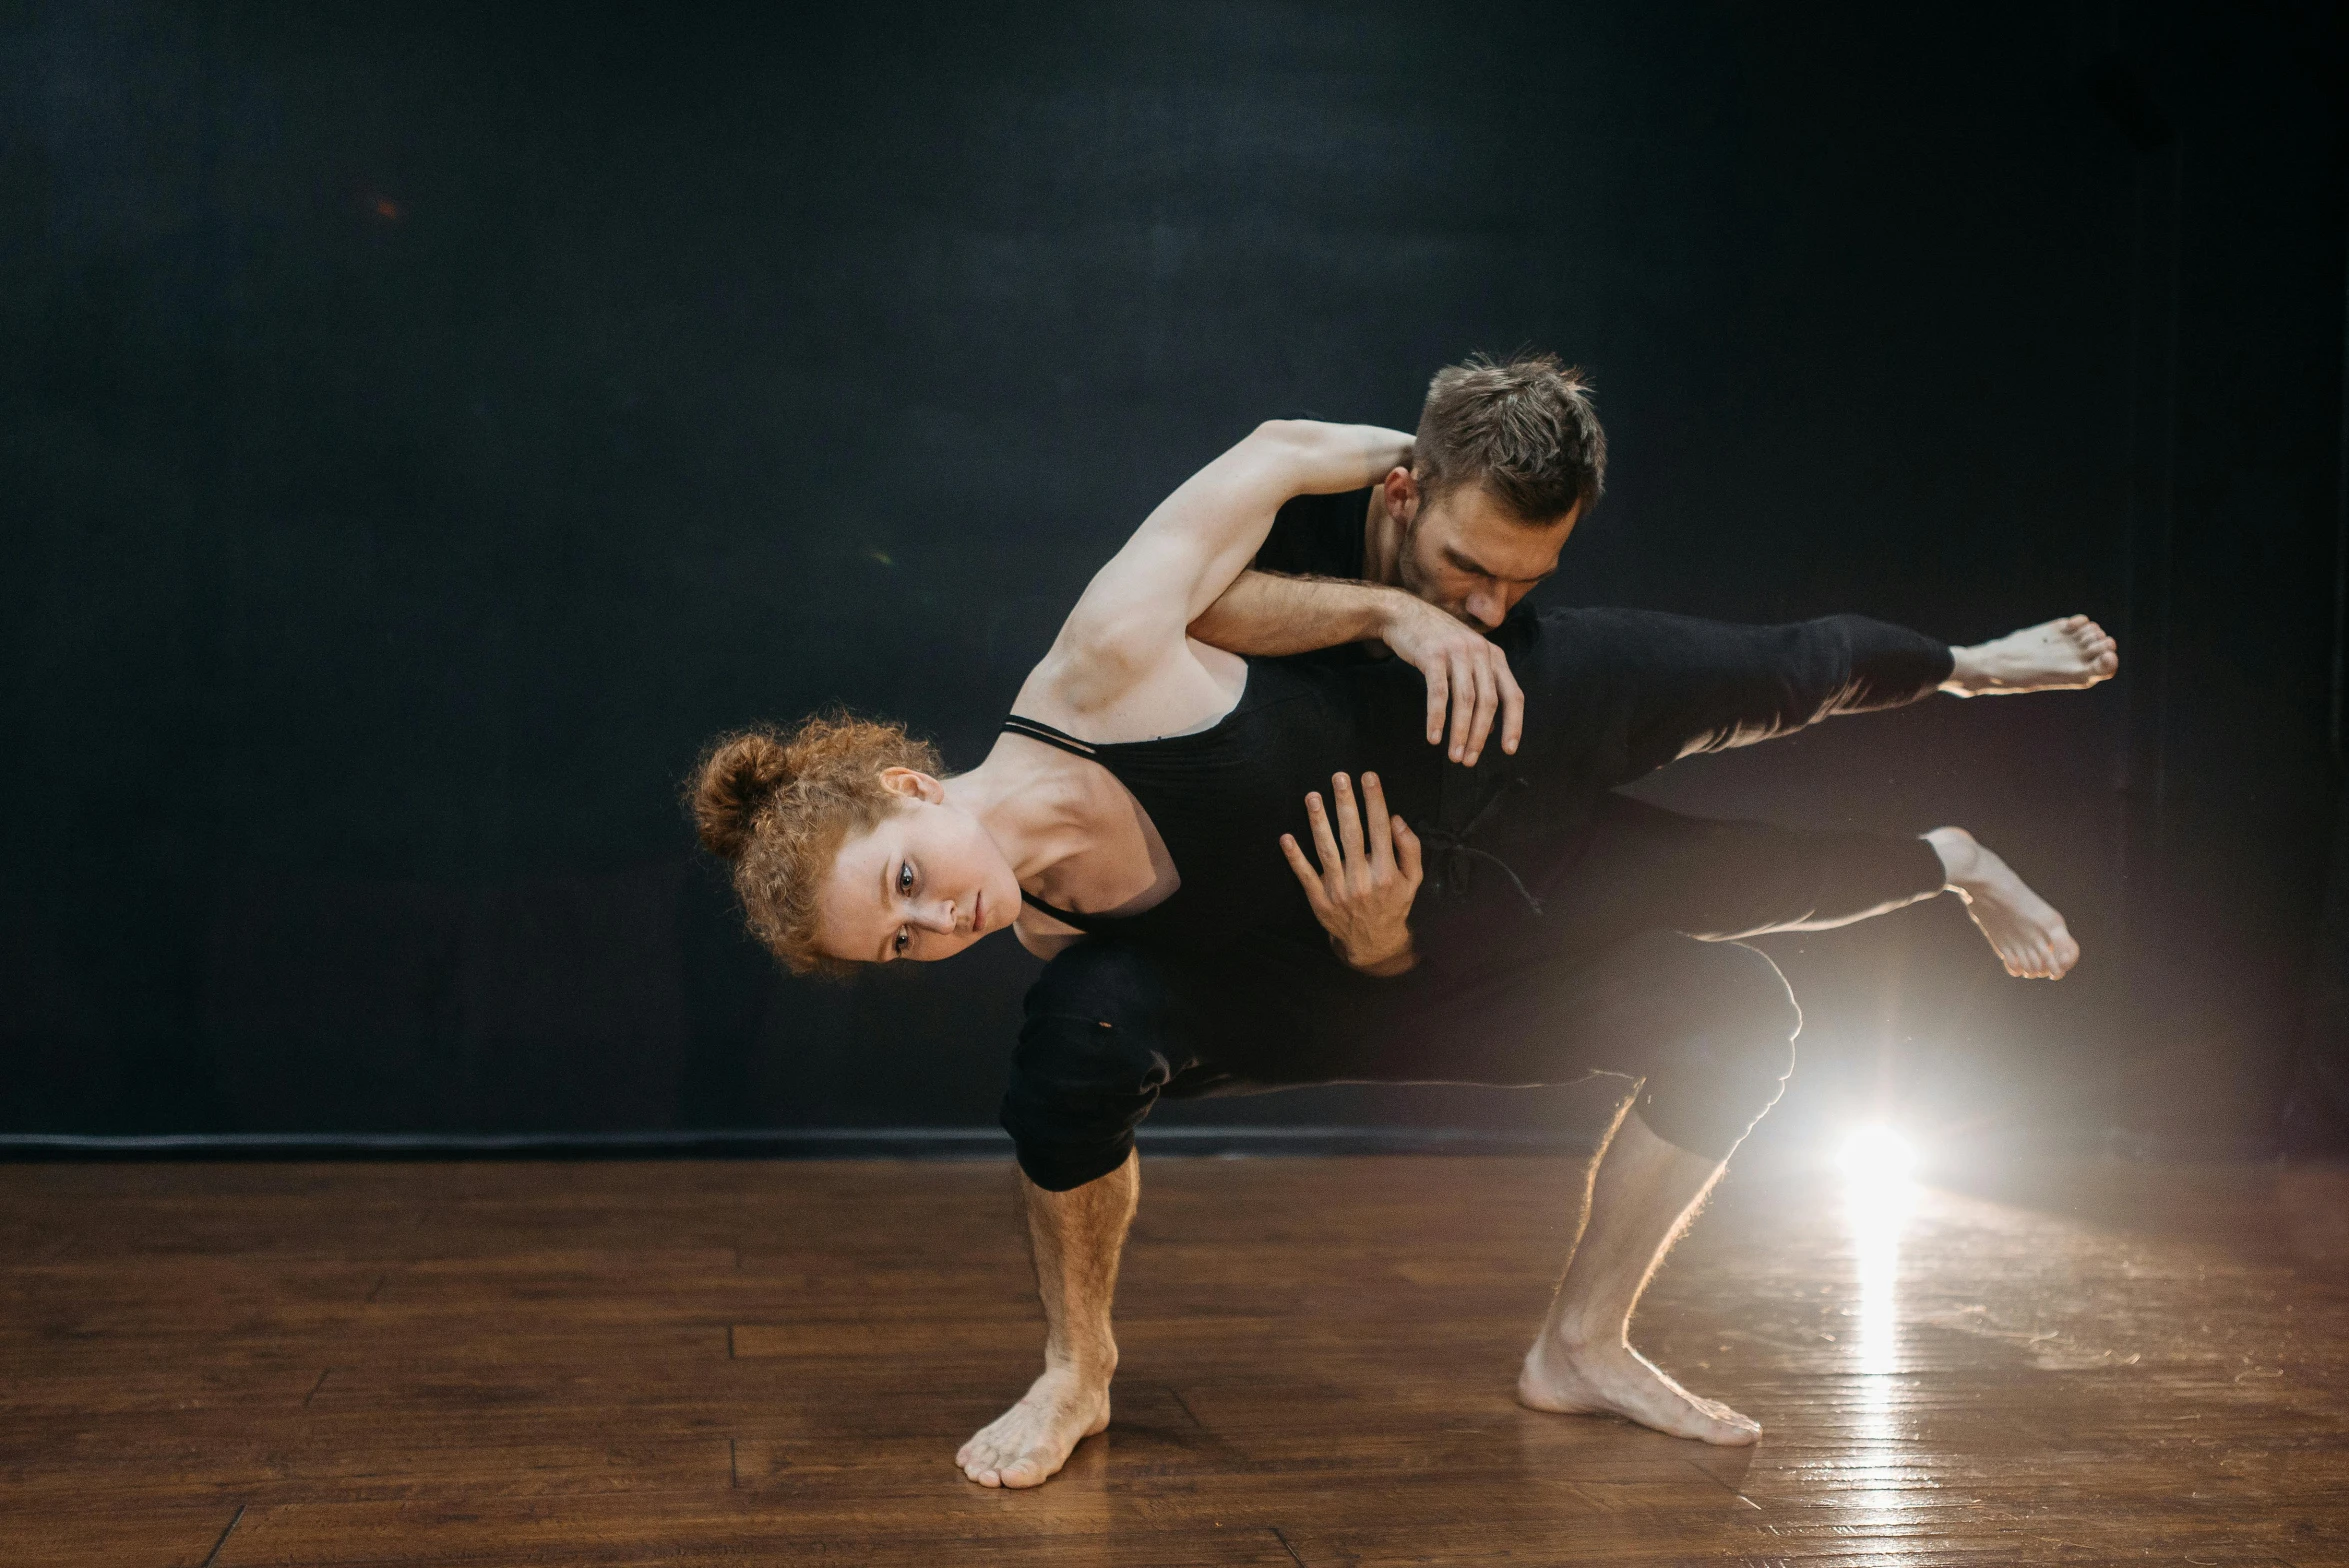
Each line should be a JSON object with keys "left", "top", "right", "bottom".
{"left": 1236, "top": 419, "right": 1351, "bottom": 490}
{"left": 1245, "top": 418, "right": 1328, "bottom": 458}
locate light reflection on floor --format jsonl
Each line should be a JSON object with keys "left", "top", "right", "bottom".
{"left": 1848, "top": 1166, "right": 1912, "bottom": 1383}
{"left": 1842, "top": 1150, "right": 1915, "bottom": 1515}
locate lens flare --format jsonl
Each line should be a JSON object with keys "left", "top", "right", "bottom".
{"left": 1838, "top": 1124, "right": 1916, "bottom": 1185}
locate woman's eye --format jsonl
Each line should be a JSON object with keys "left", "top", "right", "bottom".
{"left": 897, "top": 862, "right": 915, "bottom": 895}
{"left": 893, "top": 926, "right": 910, "bottom": 956}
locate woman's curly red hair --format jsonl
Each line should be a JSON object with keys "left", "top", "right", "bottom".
{"left": 688, "top": 710, "right": 943, "bottom": 977}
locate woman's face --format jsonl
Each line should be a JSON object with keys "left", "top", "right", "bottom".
{"left": 816, "top": 773, "right": 1022, "bottom": 964}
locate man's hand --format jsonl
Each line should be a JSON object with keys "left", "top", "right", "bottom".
{"left": 1378, "top": 594, "right": 1525, "bottom": 766}
{"left": 1280, "top": 771, "right": 1422, "bottom": 976}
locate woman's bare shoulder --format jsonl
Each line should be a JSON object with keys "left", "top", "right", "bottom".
{"left": 1010, "top": 637, "right": 1243, "bottom": 746}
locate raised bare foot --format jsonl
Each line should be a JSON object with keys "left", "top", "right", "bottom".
{"left": 1925, "top": 826, "right": 2079, "bottom": 979}
{"left": 1944, "top": 615, "right": 2119, "bottom": 696}
{"left": 1517, "top": 1332, "right": 1761, "bottom": 1446}
{"left": 956, "top": 1366, "right": 1111, "bottom": 1488}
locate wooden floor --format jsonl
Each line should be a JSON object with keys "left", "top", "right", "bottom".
{"left": 6, "top": 1154, "right": 2349, "bottom": 1567}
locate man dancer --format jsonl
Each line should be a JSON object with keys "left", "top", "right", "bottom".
{"left": 958, "top": 355, "right": 2117, "bottom": 1488}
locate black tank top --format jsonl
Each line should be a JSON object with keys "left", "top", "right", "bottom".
{"left": 1004, "top": 656, "right": 1439, "bottom": 957}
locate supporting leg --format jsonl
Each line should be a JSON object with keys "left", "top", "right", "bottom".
{"left": 957, "top": 1150, "right": 1139, "bottom": 1488}
{"left": 1517, "top": 1106, "right": 1761, "bottom": 1445}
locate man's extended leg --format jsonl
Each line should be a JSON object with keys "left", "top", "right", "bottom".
{"left": 1533, "top": 795, "right": 2079, "bottom": 979}
{"left": 1517, "top": 1106, "right": 1754, "bottom": 1443}
{"left": 958, "top": 1153, "right": 1138, "bottom": 1488}
{"left": 1477, "top": 607, "right": 2114, "bottom": 797}
{"left": 1943, "top": 614, "right": 2119, "bottom": 695}
{"left": 1925, "top": 825, "right": 2078, "bottom": 978}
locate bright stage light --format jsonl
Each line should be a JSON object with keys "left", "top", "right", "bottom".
{"left": 1838, "top": 1124, "right": 1917, "bottom": 1185}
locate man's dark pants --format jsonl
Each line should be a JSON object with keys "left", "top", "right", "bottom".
{"left": 1004, "top": 609, "right": 1955, "bottom": 1192}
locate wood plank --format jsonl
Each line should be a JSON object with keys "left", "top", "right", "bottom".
{"left": 4, "top": 1155, "right": 2347, "bottom": 1565}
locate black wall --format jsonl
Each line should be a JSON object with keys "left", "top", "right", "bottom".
{"left": 5, "top": 2, "right": 2343, "bottom": 1153}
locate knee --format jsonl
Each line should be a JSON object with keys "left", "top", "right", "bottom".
{"left": 1697, "top": 940, "right": 1801, "bottom": 1071}
{"left": 1003, "top": 942, "right": 1175, "bottom": 1192}
{"left": 1632, "top": 939, "right": 1800, "bottom": 1160}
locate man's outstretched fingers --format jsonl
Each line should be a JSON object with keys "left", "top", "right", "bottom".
{"left": 1392, "top": 814, "right": 1422, "bottom": 884}
{"left": 1437, "top": 652, "right": 1456, "bottom": 760}
{"left": 1460, "top": 651, "right": 1495, "bottom": 766}
{"left": 1495, "top": 651, "right": 1525, "bottom": 756}
{"left": 1303, "top": 790, "right": 1345, "bottom": 884}
{"left": 1424, "top": 662, "right": 1451, "bottom": 747}
{"left": 1331, "top": 774, "right": 1366, "bottom": 870}
{"left": 1363, "top": 773, "right": 1394, "bottom": 865}
{"left": 1280, "top": 833, "right": 1336, "bottom": 920}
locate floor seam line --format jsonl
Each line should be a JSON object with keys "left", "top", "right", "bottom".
{"left": 199, "top": 1503, "right": 246, "bottom": 1568}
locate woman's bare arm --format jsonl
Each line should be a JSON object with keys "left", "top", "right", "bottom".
{"left": 1034, "top": 421, "right": 1412, "bottom": 718}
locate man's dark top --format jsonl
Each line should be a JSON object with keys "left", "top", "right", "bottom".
{"left": 1001, "top": 602, "right": 1956, "bottom": 1190}
{"left": 1253, "top": 488, "right": 1374, "bottom": 581}
{"left": 998, "top": 482, "right": 1960, "bottom": 1192}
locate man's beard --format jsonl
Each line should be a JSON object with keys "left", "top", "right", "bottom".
{"left": 1393, "top": 516, "right": 1436, "bottom": 602}
{"left": 1393, "top": 518, "right": 1480, "bottom": 629}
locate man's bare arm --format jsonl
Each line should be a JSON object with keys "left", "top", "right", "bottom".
{"left": 1190, "top": 571, "right": 1527, "bottom": 765}
{"left": 1188, "top": 569, "right": 1406, "bottom": 656}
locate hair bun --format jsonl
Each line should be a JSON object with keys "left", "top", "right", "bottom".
{"left": 691, "top": 727, "right": 793, "bottom": 861}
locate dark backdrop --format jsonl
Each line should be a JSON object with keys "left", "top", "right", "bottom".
{"left": 5, "top": 1, "right": 2344, "bottom": 1157}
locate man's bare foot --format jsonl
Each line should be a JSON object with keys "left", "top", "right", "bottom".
{"left": 956, "top": 1366, "right": 1111, "bottom": 1488}
{"left": 1925, "top": 826, "right": 2080, "bottom": 978}
{"left": 1943, "top": 615, "right": 2118, "bottom": 695}
{"left": 1518, "top": 1331, "right": 1761, "bottom": 1445}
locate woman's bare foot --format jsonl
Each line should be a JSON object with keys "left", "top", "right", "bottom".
{"left": 1943, "top": 615, "right": 2118, "bottom": 695}
{"left": 956, "top": 1366, "right": 1111, "bottom": 1488}
{"left": 1518, "top": 1331, "right": 1760, "bottom": 1445}
{"left": 1925, "top": 827, "right": 2080, "bottom": 978}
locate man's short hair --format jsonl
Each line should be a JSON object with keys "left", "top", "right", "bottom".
{"left": 1413, "top": 352, "right": 1607, "bottom": 524}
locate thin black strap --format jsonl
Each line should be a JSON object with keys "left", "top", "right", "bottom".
{"left": 1002, "top": 715, "right": 1098, "bottom": 758}
{"left": 1005, "top": 716, "right": 1122, "bottom": 931}
{"left": 1020, "top": 886, "right": 1107, "bottom": 931}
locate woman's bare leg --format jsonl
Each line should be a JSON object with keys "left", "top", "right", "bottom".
{"left": 957, "top": 1152, "right": 1137, "bottom": 1488}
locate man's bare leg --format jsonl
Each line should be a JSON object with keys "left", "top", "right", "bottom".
{"left": 957, "top": 1151, "right": 1138, "bottom": 1489}
{"left": 1925, "top": 826, "right": 2080, "bottom": 978}
{"left": 1517, "top": 1106, "right": 1760, "bottom": 1444}
{"left": 1942, "top": 614, "right": 2119, "bottom": 695}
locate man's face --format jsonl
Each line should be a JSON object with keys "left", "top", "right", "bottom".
{"left": 1391, "top": 474, "right": 1579, "bottom": 631}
